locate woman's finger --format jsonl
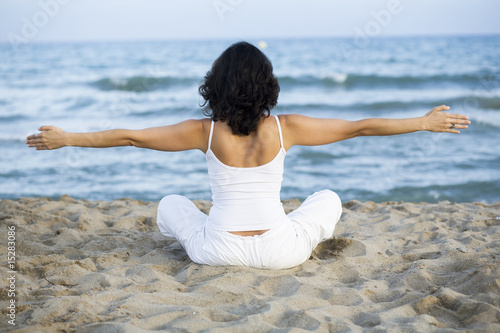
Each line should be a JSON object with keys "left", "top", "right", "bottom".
{"left": 26, "top": 132, "right": 47, "bottom": 149}
{"left": 433, "top": 105, "right": 450, "bottom": 112}
{"left": 445, "top": 126, "right": 460, "bottom": 134}
{"left": 446, "top": 122, "right": 466, "bottom": 134}
{"left": 448, "top": 113, "right": 469, "bottom": 120}
{"left": 27, "top": 132, "right": 43, "bottom": 140}
{"left": 38, "top": 125, "right": 53, "bottom": 132}
{"left": 26, "top": 125, "right": 53, "bottom": 142}
{"left": 447, "top": 117, "right": 471, "bottom": 126}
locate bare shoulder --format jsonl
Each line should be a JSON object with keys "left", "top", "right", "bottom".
{"left": 277, "top": 113, "right": 322, "bottom": 132}
{"left": 189, "top": 118, "right": 211, "bottom": 152}
{"left": 201, "top": 117, "right": 212, "bottom": 129}
{"left": 181, "top": 118, "right": 211, "bottom": 136}
{"left": 201, "top": 116, "right": 211, "bottom": 134}
{"left": 183, "top": 118, "right": 210, "bottom": 126}
{"left": 276, "top": 114, "right": 307, "bottom": 132}
{"left": 277, "top": 113, "right": 303, "bottom": 125}
{"left": 277, "top": 114, "right": 307, "bottom": 150}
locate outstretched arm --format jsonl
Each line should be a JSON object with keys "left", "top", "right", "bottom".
{"left": 281, "top": 105, "right": 470, "bottom": 149}
{"left": 26, "top": 119, "right": 210, "bottom": 152}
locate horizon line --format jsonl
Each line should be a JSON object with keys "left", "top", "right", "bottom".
{"left": 1, "top": 32, "right": 499, "bottom": 46}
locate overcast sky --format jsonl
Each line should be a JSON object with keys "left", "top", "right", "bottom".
{"left": 1, "top": 0, "right": 499, "bottom": 43}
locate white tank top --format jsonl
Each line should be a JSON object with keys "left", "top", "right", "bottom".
{"left": 206, "top": 115, "right": 288, "bottom": 231}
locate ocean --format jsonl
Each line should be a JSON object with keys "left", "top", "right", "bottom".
{"left": 1, "top": 35, "right": 499, "bottom": 203}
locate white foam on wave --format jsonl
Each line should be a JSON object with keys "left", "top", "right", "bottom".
{"left": 319, "top": 72, "right": 348, "bottom": 83}
{"left": 469, "top": 109, "right": 500, "bottom": 128}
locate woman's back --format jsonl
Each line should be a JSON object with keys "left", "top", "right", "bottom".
{"left": 206, "top": 115, "right": 288, "bottom": 233}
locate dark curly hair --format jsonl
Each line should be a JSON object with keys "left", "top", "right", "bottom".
{"left": 199, "top": 41, "right": 280, "bottom": 136}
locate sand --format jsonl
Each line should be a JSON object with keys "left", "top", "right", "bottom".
{"left": 1, "top": 196, "right": 499, "bottom": 332}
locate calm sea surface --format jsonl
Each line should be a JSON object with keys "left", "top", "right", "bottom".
{"left": 1, "top": 36, "right": 499, "bottom": 203}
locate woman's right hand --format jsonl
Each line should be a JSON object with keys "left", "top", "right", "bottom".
{"left": 26, "top": 126, "right": 66, "bottom": 150}
{"left": 423, "top": 105, "right": 470, "bottom": 134}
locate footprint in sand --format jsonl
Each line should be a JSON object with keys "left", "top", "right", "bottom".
{"left": 311, "top": 237, "right": 366, "bottom": 260}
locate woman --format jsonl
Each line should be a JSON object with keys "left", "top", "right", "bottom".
{"left": 26, "top": 42, "right": 470, "bottom": 269}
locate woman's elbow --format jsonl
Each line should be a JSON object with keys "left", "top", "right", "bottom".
{"left": 349, "top": 120, "right": 367, "bottom": 138}
{"left": 124, "top": 130, "right": 144, "bottom": 147}
{"left": 128, "top": 140, "right": 140, "bottom": 147}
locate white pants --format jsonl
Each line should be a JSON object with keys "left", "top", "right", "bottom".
{"left": 156, "top": 190, "right": 342, "bottom": 269}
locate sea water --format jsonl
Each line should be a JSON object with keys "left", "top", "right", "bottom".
{"left": 1, "top": 36, "right": 499, "bottom": 203}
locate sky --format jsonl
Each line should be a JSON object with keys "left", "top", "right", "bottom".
{"left": 1, "top": 0, "right": 500, "bottom": 44}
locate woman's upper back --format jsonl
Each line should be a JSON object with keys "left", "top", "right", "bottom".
{"left": 208, "top": 115, "right": 285, "bottom": 168}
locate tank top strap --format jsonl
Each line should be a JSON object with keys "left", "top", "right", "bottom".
{"left": 208, "top": 120, "right": 215, "bottom": 149}
{"left": 274, "top": 115, "right": 284, "bottom": 149}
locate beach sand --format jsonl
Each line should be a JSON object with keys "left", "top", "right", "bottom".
{"left": 1, "top": 196, "right": 499, "bottom": 332}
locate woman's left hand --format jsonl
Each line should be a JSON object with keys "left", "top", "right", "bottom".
{"left": 423, "top": 105, "right": 470, "bottom": 134}
{"left": 26, "top": 126, "right": 66, "bottom": 150}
